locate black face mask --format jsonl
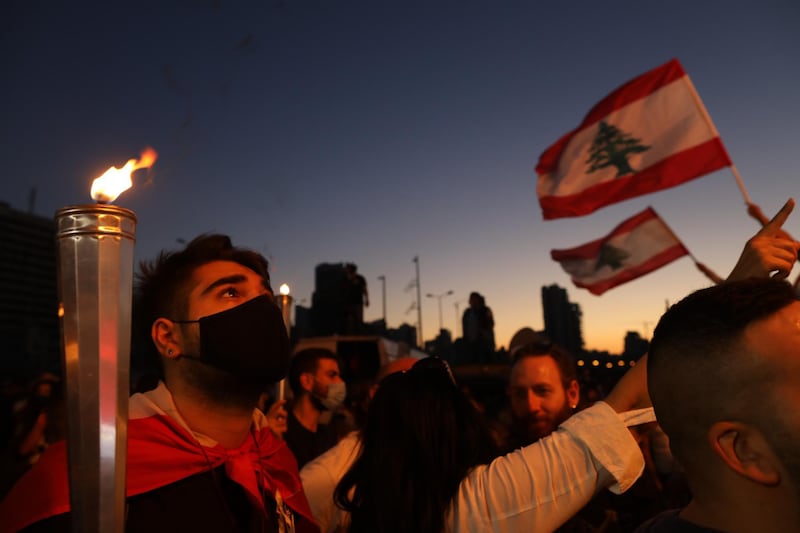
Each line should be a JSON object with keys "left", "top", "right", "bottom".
{"left": 173, "top": 295, "right": 290, "bottom": 383}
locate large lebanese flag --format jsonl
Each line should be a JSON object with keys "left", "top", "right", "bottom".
{"left": 551, "top": 207, "right": 689, "bottom": 295}
{"left": 537, "top": 59, "right": 731, "bottom": 219}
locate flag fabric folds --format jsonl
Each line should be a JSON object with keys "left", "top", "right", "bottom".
{"left": 550, "top": 207, "right": 689, "bottom": 295}
{"left": 537, "top": 58, "right": 732, "bottom": 220}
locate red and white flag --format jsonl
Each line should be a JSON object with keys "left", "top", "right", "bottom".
{"left": 537, "top": 59, "right": 731, "bottom": 220}
{"left": 551, "top": 207, "right": 689, "bottom": 295}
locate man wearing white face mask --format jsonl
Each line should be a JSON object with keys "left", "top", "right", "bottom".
{"left": 285, "top": 348, "right": 347, "bottom": 468}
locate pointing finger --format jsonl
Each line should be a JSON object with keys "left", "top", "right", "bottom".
{"left": 761, "top": 198, "right": 795, "bottom": 235}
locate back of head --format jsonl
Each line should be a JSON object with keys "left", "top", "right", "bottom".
{"left": 288, "top": 347, "right": 338, "bottom": 397}
{"left": 335, "top": 357, "right": 497, "bottom": 533}
{"left": 507, "top": 328, "right": 547, "bottom": 357}
{"left": 374, "top": 356, "right": 418, "bottom": 383}
{"left": 648, "top": 278, "right": 796, "bottom": 468}
{"left": 132, "top": 234, "right": 272, "bottom": 387}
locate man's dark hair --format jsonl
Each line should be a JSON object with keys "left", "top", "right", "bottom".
{"left": 648, "top": 277, "right": 797, "bottom": 463}
{"left": 511, "top": 342, "right": 577, "bottom": 389}
{"left": 131, "top": 234, "right": 272, "bottom": 385}
{"left": 287, "top": 348, "right": 339, "bottom": 396}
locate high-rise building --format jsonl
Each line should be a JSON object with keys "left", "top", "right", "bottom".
{"left": 541, "top": 284, "right": 584, "bottom": 357}
{"left": 0, "top": 203, "right": 60, "bottom": 378}
{"left": 310, "top": 262, "right": 347, "bottom": 336}
{"left": 623, "top": 330, "right": 649, "bottom": 360}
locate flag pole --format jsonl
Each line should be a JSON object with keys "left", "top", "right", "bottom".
{"left": 681, "top": 76, "right": 752, "bottom": 205}
{"left": 652, "top": 206, "right": 722, "bottom": 284}
{"left": 413, "top": 256, "right": 423, "bottom": 348}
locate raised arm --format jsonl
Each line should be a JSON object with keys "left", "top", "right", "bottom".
{"left": 729, "top": 199, "right": 800, "bottom": 281}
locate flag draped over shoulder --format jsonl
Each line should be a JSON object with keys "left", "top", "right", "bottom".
{"left": 537, "top": 59, "right": 731, "bottom": 219}
{"left": 551, "top": 207, "right": 689, "bottom": 295}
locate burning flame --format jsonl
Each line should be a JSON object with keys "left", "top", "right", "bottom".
{"left": 279, "top": 284, "right": 290, "bottom": 296}
{"left": 90, "top": 147, "right": 158, "bottom": 203}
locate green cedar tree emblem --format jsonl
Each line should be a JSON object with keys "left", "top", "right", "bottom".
{"left": 586, "top": 121, "right": 650, "bottom": 177}
{"left": 595, "top": 243, "right": 629, "bottom": 272}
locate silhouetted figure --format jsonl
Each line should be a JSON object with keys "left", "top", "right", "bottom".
{"left": 461, "top": 292, "right": 495, "bottom": 363}
{"left": 343, "top": 264, "right": 368, "bottom": 334}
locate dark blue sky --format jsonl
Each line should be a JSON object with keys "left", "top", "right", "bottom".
{"left": 3, "top": 1, "right": 799, "bottom": 351}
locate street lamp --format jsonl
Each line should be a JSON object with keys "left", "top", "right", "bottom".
{"left": 426, "top": 290, "right": 454, "bottom": 333}
{"left": 277, "top": 283, "right": 292, "bottom": 401}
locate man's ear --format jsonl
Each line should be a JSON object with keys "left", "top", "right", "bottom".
{"left": 566, "top": 379, "right": 580, "bottom": 409}
{"left": 709, "top": 421, "right": 781, "bottom": 486}
{"left": 152, "top": 318, "right": 181, "bottom": 360}
{"left": 299, "top": 372, "right": 315, "bottom": 394}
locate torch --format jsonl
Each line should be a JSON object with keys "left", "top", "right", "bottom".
{"left": 277, "top": 283, "right": 292, "bottom": 400}
{"left": 56, "top": 148, "right": 157, "bottom": 533}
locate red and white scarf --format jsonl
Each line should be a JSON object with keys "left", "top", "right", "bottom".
{"left": 0, "top": 383, "right": 318, "bottom": 533}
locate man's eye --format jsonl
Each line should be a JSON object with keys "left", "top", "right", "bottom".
{"left": 222, "top": 287, "right": 239, "bottom": 297}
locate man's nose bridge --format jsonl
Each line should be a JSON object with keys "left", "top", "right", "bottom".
{"left": 527, "top": 389, "right": 540, "bottom": 412}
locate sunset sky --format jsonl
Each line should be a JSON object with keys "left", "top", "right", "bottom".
{"left": 3, "top": 1, "right": 799, "bottom": 353}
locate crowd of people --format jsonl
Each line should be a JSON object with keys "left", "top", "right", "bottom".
{"left": 0, "top": 199, "right": 799, "bottom": 532}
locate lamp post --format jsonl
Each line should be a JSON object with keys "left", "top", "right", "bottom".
{"left": 426, "top": 290, "right": 454, "bottom": 333}
{"left": 277, "top": 283, "right": 292, "bottom": 400}
{"left": 413, "top": 256, "right": 422, "bottom": 347}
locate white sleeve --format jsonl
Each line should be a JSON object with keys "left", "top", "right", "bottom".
{"left": 448, "top": 401, "right": 644, "bottom": 533}
{"left": 300, "top": 432, "right": 360, "bottom": 533}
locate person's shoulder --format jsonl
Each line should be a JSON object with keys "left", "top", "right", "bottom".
{"left": 301, "top": 431, "right": 360, "bottom": 476}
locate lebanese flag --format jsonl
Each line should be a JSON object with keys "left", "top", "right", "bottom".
{"left": 551, "top": 207, "right": 689, "bottom": 295}
{"left": 537, "top": 59, "right": 731, "bottom": 219}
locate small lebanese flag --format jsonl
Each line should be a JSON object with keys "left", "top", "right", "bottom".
{"left": 537, "top": 59, "right": 731, "bottom": 220}
{"left": 551, "top": 207, "right": 689, "bottom": 295}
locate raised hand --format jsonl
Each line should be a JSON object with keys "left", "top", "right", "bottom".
{"left": 729, "top": 199, "right": 800, "bottom": 281}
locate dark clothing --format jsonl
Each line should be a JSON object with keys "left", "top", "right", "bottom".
{"left": 462, "top": 305, "right": 495, "bottom": 363}
{"left": 343, "top": 272, "right": 367, "bottom": 333}
{"left": 635, "top": 509, "right": 724, "bottom": 532}
{"left": 345, "top": 274, "right": 367, "bottom": 308}
{"left": 0, "top": 383, "right": 317, "bottom": 533}
{"left": 22, "top": 467, "right": 280, "bottom": 533}
{"left": 284, "top": 411, "right": 337, "bottom": 469}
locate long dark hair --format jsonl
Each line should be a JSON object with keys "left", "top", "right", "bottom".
{"left": 334, "top": 358, "right": 498, "bottom": 533}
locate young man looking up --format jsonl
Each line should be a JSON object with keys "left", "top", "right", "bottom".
{"left": 0, "top": 234, "right": 318, "bottom": 533}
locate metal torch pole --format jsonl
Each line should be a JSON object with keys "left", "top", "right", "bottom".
{"left": 278, "top": 293, "right": 293, "bottom": 400}
{"left": 56, "top": 204, "right": 136, "bottom": 533}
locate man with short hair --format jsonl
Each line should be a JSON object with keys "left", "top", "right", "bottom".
{"left": 0, "top": 234, "right": 318, "bottom": 532}
{"left": 637, "top": 277, "right": 800, "bottom": 532}
{"left": 506, "top": 340, "right": 580, "bottom": 449}
{"left": 285, "top": 348, "right": 346, "bottom": 469}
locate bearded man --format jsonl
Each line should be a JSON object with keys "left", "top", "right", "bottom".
{"left": 284, "top": 348, "right": 346, "bottom": 469}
